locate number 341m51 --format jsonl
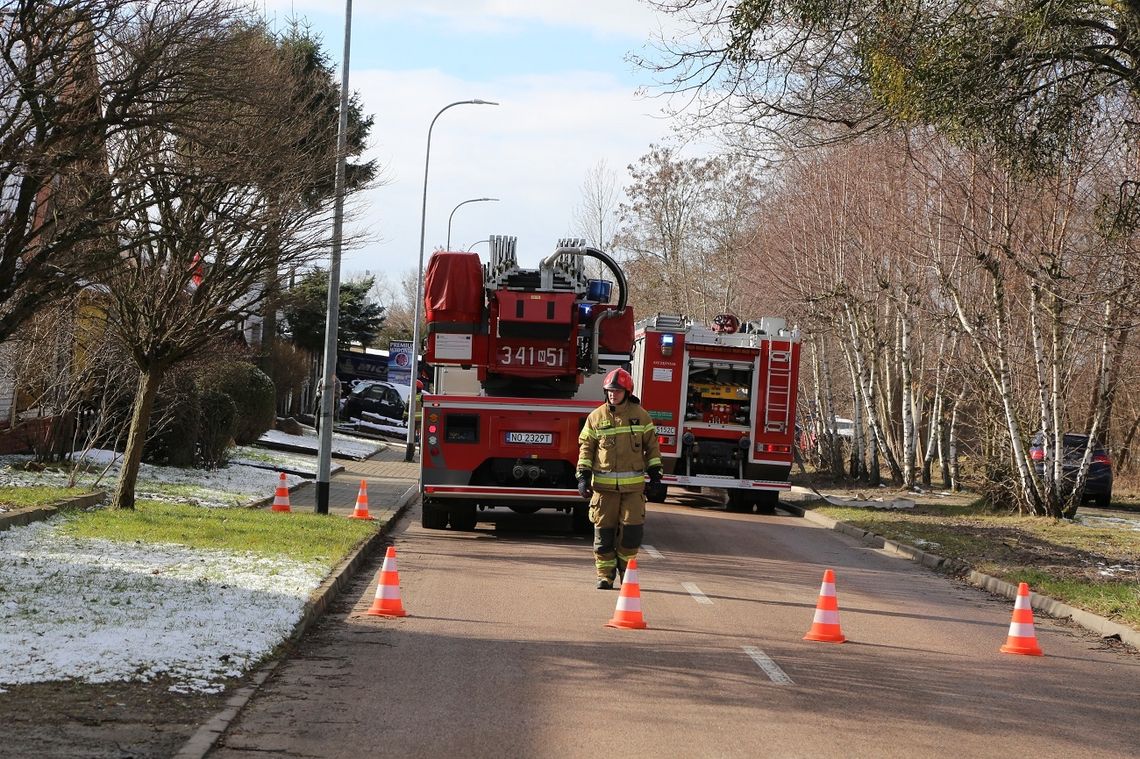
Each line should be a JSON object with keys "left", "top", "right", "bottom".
{"left": 498, "top": 346, "right": 566, "bottom": 367}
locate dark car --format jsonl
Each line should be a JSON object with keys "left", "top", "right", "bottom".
{"left": 340, "top": 380, "right": 406, "bottom": 423}
{"left": 1028, "top": 432, "right": 1113, "bottom": 507}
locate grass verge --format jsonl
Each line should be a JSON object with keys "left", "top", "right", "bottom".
{"left": 59, "top": 500, "right": 378, "bottom": 567}
{"left": 0, "top": 486, "right": 97, "bottom": 509}
{"left": 812, "top": 502, "right": 1140, "bottom": 630}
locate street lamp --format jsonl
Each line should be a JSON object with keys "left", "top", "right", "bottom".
{"left": 468, "top": 239, "right": 490, "bottom": 251}
{"left": 446, "top": 197, "right": 499, "bottom": 251}
{"left": 406, "top": 99, "right": 499, "bottom": 462}
{"left": 315, "top": 0, "right": 354, "bottom": 514}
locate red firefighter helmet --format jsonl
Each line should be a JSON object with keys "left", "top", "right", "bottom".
{"left": 603, "top": 368, "right": 634, "bottom": 393}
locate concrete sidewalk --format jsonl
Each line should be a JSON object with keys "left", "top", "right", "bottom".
{"left": 285, "top": 442, "right": 420, "bottom": 521}
{"left": 176, "top": 443, "right": 421, "bottom": 759}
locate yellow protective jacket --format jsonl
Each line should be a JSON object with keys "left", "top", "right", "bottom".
{"left": 577, "top": 398, "right": 662, "bottom": 492}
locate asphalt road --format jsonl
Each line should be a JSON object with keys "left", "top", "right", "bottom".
{"left": 209, "top": 493, "right": 1140, "bottom": 759}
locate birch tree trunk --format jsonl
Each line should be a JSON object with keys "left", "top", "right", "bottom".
{"left": 899, "top": 304, "right": 916, "bottom": 488}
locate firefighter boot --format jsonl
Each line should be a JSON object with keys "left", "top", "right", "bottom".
{"left": 616, "top": 558, "right": 627, "bottom": 586}
{"left": 596, "top": 572, "right": 615, "bottom": 590}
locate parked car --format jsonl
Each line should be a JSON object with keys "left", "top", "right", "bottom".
{"left": 1028, "top": 432, "right": 1113, "bottom": 507}
{"left": 340, "top": 380, "right": 407, "bottom": 422}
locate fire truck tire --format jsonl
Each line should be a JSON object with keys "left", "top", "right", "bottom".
{"left": 571, "top": 505, "right": 592, "bottom": 535}
{"left": 421, "top": 499, "right": 450, "bottom": 530}
{"left": 725, "top": 491, "right": 751, "bottom": 513}
{"left": 449, "top": 502, "right": 479, "bottom": 531}
{"left": 754, "top": 491, "right": 779, "bottom": 514}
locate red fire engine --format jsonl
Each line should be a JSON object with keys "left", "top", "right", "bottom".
{"left": 630, "top": 312, "right": 801, "bottom": 512}
{"left": 418, "top": 236, "right": 634, "bottom": 532}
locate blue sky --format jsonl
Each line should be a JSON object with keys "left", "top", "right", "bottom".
{"left": 257, "top": 1, "right": 686, "bottom": 303}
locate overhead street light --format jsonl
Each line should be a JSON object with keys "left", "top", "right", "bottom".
{"left": 315, "top": 0, "right": 354, "bottom": 514}
{"left": 468, "top": 239, "right": 490, "bottom": 251}
{"left": 406, "top": 99, "right": 499, "bottom": 462}
{"left": 446, "top": 197, "right": 499, "bottom": 251}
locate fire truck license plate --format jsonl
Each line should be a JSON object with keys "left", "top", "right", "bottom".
{"left": 505, "top": 432, "right": 553, "bottom": 445}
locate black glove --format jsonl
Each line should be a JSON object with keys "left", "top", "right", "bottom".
{"left": 648, "top": 466, "right": 663, "bottom": 483}
{"left": 577, "top": 472, "right": 593, "bottom": 499}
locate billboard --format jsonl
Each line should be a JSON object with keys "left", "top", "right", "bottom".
{"left": 388, "top": 340, "right": 414, "bottom": 390}
{"left": 336, "top": 352, "right": 387, "bottom": 382}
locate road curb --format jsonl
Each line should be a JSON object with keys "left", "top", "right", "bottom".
{"left": 781, "top": 498, "right": 1140, "bottom": 650}
{"left": 0, "top": 492, "right": 106, "bottom": 532}
{"left": 173, "top": 480, "right": 419, "bottom": 759}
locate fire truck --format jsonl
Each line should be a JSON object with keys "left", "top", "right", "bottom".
{"left": 629, "top": 312, "right": 801, "bottom": 512}
{"left": 418, "top": 236, "right": 634, "bottom": 532}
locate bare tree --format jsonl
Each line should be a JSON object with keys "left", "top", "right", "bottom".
{"left": 95, "top": 5, "right": 343, "bottom": 509}
{"left": 1, "top": 0, "right": 273, "bottom": 343}
{"left": 572, "top": 159, "right": 621, "bottom": 251}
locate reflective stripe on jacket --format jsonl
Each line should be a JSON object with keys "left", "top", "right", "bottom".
{"left": 577, "top": 399, "right": 662, "bottom": 492}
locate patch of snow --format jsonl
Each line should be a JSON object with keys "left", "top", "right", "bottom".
{"left": 1095, "top": 563, "right": 1139, "bottom": 578}
{"left": 0, "top": 429, "right": 388, "bottom": 695}
{"left": 257, "top": 428, "right": 383, "bottom": 460}
{"left": 821, "top": 495, "right": 915, "bottom": 509}
{"left": 0, "top": 450, "right": 303, "bottom": 508}
{"left": 352, "top": 419, "right": 411, "bottom": 438}
{"left": 1076, "top": 514, "right": 1140, "bottom": 532}
{"left": 0, "top": 520, "right": 325, "bottom": 693}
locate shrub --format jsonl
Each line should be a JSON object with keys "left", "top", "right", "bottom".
{"left": 198, "top": 361, "right": 276, "bottom": 445}
{"left": 145, "top": 370, "right": 200, "bottom": 466}
{"left": 198, "top": 389, "right": 237, "bottom": 469}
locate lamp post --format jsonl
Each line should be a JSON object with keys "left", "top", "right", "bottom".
{"left": 446, "top": 197, "right": 499, "bottom": 251}
{"left": 405, "top": 99, "right": 499, "bottom": 462}
{"left": 315, "top": 0, "right": 354, "bottom": 514}
{"left": 468, "top": 239, "right": 490, "bottom": 251}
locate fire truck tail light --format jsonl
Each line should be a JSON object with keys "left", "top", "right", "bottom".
{"left": 756, "top": 443, "right": 792, "bottom": 454}
{"left": 428, "top": 424, "right": 438, "bottom": 434}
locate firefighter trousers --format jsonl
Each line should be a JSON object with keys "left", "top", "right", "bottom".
{"left": 589, "top": 488, "right": 646, "bottom": 580}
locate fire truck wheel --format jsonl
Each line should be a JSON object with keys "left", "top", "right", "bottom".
{"left": 571, "top": 505, "right": 592, "bottom": 535}
{"left": 725, "top": 491, "right": 751, "bottom": 513}
{"left": 421, "top": 499, "right": 450, "bottom": 530}
{"left": 754, "top": 491, "right": 779, "bottom": 515}
{"left": 450, "top": 503, "right": 479, "bottom": 531}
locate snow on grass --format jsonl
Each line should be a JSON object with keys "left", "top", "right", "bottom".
{"left": 0, "top": 520, "right": 326, "bottom": 694}
{"left": 0, "top": 429, "right": 386, "bottom": 694}
{"left": 0, "top": 431, "right": 384, "bottom": 508}
{"left": 0, "top": 450, "right": 301, "bottom": 508}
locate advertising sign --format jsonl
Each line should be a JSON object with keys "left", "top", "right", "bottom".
{"left": 336, "top": 352, "right": 387, "bottom": 381}
{"left": 388, "top": 340, "right": 414, "bottom": 390}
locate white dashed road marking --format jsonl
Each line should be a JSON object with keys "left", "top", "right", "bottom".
{"left": 641, "top": 544, "right": 664, "bottom": 559}
{"left": 682, "top": 582, "right": 713, "bottom": 605}
{"left": 743, "top": 646, "right": 794, "bottom": 685}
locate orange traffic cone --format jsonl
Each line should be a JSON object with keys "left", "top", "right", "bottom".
{"left": 803, "top": 568, "right": 846, "bottom": 643}
{"left": 605, "top": 557, "right": 647, "bottom": 629}
{"left": 270, "top": 472, "right": 291, "bottom": 512}
{"left": 349, "top": 479, "right": 374, "bottom": 520}
{"left": 366, "top": 546, "right": 407, "bottom": 617}
{"left": 1000, "top": 582, "right": 1044, "bottom": 656}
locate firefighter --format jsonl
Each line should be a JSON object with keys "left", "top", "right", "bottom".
{"left": 577, "top": 367, "right": 663, "bottom": 589}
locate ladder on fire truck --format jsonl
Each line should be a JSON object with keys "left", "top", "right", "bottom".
{"left": 764, "top": 341, "right": 795, "bottom": 434}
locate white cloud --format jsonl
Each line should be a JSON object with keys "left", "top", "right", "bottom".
{"left": 256, "top": 0, "right": 666, "bottom": 39}
{"left": 341, "top": 66, "right": 677, "bottom": 280}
